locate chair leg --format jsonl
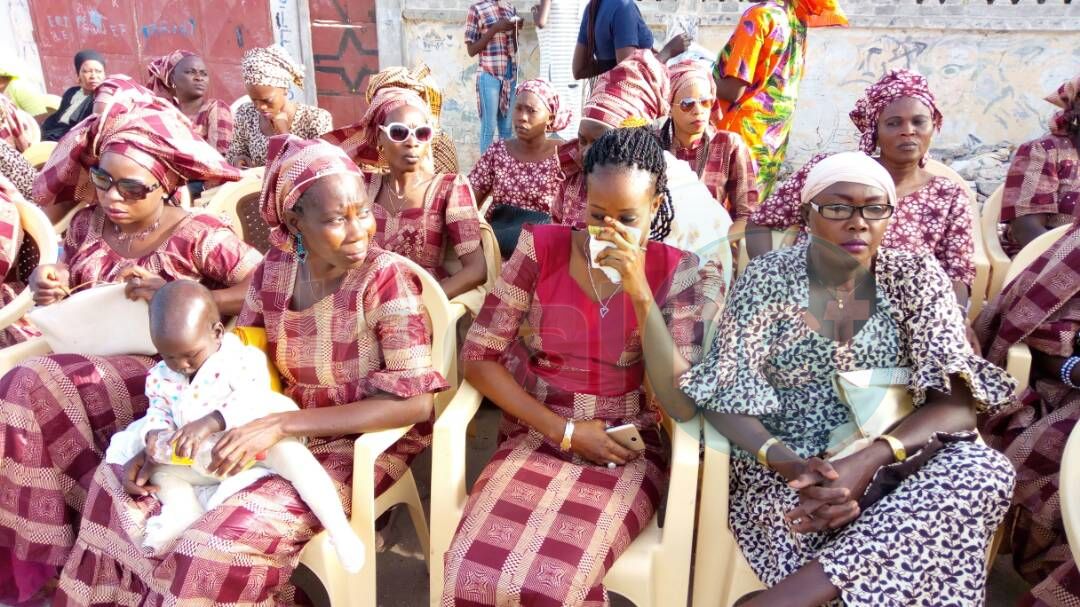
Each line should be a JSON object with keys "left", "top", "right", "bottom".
{"left": 399, "top": 470, "right": 431, "bottom": 569}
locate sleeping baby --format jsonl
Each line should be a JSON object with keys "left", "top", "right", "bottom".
{"left": 105, "top": 280, "right": 365, "bottom": 572}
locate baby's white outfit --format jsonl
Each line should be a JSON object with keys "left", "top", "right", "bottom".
{"left": 105, "top": 333, "right": 365, "bottom": 572}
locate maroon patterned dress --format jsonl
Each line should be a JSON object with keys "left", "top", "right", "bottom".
{"left": 441, "top": 225, "right": 719, "bottom": 606}
{"left": 1000, "top": 133, "right": 1079, "bottom": 256}
{"left": 550, "top": 140, "right": 587, "bottom": 228}
{"left": 668, "top": 128, "right": 760, "bottom": 222}
{"left": 367, "top": 172, "right": 482, "bottom": 279}
{"left": 749, "top": 153, "right": 976, "bottom": 286}
{"left": 0, "top": 207, "right": 261, "bottom": 603}
{"left": 53, "top": 245, "right": 449, "bottom": 605}
{"left": 468, "top": 140, "right": 562, "bottom": 217}
{"left": 191, "top": 99, "right": 235, "bottom": 156}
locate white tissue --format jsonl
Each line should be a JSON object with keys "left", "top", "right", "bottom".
{"left": 587, "top": 224, "right": 642, "bottom": 285}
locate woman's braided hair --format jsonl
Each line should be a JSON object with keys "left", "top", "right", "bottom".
{"left": 582, "top": 126, "right": 674, "bottom": 241}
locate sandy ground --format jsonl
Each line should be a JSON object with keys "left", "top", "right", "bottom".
{"left": 4, "top": 406, "right": 1031, "bottom": 606}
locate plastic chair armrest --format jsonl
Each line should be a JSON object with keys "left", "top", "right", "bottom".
{"left": 0, "top": 336, "right": 52, "bottom": 377}
{"left": 656, "top": 415, "right": 701, "bottom": 599}
{"left": 351, "top": 425, "right": 413, "bottom": 512}
{"left": 1006, "top": 342, "right": 1032, "bottom": 396}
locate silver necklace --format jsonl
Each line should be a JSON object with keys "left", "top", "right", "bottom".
{"left": 582, "top": 243, "right": 622, "bottom": 318}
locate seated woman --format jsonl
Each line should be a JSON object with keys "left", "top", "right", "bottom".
{"left": 659, "top": 60, "right": 758, "bottom": 237}
{"left": 41, "top": 50, "right": 104, "bottom": 142}
{"left": 328, "top": 63, "right": 460, "bottom": 175}
{"left": 146, "top": 50, "right": 235, "bottom": 155}
{"left": 679, "top": 152, "right": 1016, "bottom": 607}
{"left": 0, "top": 97, "right": 259, "bottom": 604}
{"left": 227, "top": 45, "right": 332, "bottom": 168}
{"left": 54, "top": 135, "right": 449, "bottom": 604}
{"left": 976, "top": 204, "right": 1080, "bottom": 605}
{"left": 554, "top": 50, "right": 732, "bottom": 264}
{"left": 442, "top": 127, "right": 721, "bottom": 605}
{"left": 325, "top": 86, "right": 486, "bottom": 299}
{"left": 746, "top": 69, "right": 976, "bottom": 306}
{"left": 469, "top": 78, "right": 568, "bottom": 256}
{"left": 1000, "top": 73, "right": 1079, "bottom": 255}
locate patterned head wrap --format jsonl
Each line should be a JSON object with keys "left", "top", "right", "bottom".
{"left": 261, "top": 134, "right": 365, "bottom": 251}
{"left": 515, "top": 79, "right": 570, "bottom": 133}
{"left": 33, "top": 90, "right": 241, "bottom": 207}
{"left": 0, "top": 94, "right": 37, "bottom": 153}
{"left": 582, "top": 50, "right": 670, "bottom": 130}
{"left": 1046, "top": 73, "right": 1080, "bottom": 137}
{"left": 93, "top": 75, "right": 166, "bottom": 113}
{"left": 322, "top": 87, "right": 431, "bottom": 167}
{"left": 241, "top": 45, "right": 304, "bottom": 90}
{"left": 365, "top": 63, "right": 443, "bottom": 124}
{"left": 146, "top": 50, "right": 196, "bottom": 98}
{"left": 667, "top": 60, "right": 716, "bottom": 103}
{"left": 794, "top": 0, "right": 849, "bottom": 27}
{"left": 801, "top": 151, "right": 897, "bottom": 207}
{"left": 848, "top": 69, "right": 943, "bottom": 156}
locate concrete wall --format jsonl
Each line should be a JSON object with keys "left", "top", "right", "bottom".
{"left": 0, "top": 0, "right": 47, "bottom": 90}
{"left": 393, "top": 0, "right": 1080, "bottom": 172}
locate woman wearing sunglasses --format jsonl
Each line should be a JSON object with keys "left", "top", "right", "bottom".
{"left": 660, "top": 60, "right": 758, "bottom": 240}
{"left": 746, "top": 69, "right": 976, "bottom": 313}
{"left": 0, "top": 97, "right": 262, "bottom": 603}
{"left": 324, "top": 85, "right": 486, "bottom": 299}
{"left": 680, "top": 151, "right": 1014, "bottom": 607}
{"left": 227, "top": 46, "right": 332, "bottom": 168}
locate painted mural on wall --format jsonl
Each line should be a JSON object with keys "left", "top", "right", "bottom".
{"left": 405, "top": 16, "right": 1080, "bottom": 172}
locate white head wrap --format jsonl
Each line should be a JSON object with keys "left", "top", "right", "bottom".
{"left": 800, "top": 151, "right": 897, "bottom": 206}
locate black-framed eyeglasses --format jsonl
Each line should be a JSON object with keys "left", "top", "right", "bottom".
{"left": 89, "top": 166, "right": 161, "bottom": 201}
{"left": 809, "top": 202, "right": 894, "bottom": 221}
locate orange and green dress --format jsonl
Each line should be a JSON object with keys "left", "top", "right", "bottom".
{"left": 713, "top": 0, "right": 845, "bottom": 199}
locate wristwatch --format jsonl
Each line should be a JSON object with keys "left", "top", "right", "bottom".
{"left": 560, "top": 420, "right": 575, "bottom": 452}
{"left": 876, "top": 434, "right": 907, "bottom": 463}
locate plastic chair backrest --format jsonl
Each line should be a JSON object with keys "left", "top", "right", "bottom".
{"left": 980, "top": 184, "right": 1011, "bottom": 302}
{"left": 390, "top": 253, "right": 455, "bottom": 413}
{"left": 1003, "top": 224, "right": 1070, "bottom": 287}
{"left": 202, "top": 176, "right": 273, "bottom": 253}
{"left": 230, "top": 95, "right": 251, "bottom": 117}
{"left": 231, "top": 326, "right": 284, "bottom": 393}
{"left": 21, "top": 141, "right": 57, "bottom": 170}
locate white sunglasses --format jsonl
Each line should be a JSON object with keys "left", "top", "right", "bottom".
{"left": 378, "top": 122, "right": 437, "bottom": 143}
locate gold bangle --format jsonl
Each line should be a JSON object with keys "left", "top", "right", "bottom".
{"left": 560, "top": 420, "right": 575, "bottom": 452}
{"left": 757, "top": 437, "right": 781, "bottom": 467}
{"left": 876, "top": 434, "right": 907, "bottom": 462}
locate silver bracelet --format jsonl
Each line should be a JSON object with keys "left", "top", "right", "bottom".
{"left": 1062, "top": 356, "right": 1080, "bottom": 390}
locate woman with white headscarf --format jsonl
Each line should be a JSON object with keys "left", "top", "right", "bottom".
{"left": 226, "top": 45, "right": 332, "bottom": 168}
{"left": 674, "top": 152, "right": 1016, "bottom": 606}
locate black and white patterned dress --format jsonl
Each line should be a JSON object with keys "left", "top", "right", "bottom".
{"left": 680, "top": 242, "right": 1017, "bottom": 606}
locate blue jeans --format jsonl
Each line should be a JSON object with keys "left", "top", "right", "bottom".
{"left": 478, "top": 70, "right": 515, "bottom": 153}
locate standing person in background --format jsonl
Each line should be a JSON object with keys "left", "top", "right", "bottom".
{"left": 146, "top": 51, "right": 235, "bottom": 156}
{"left": 572, "top": 0, "right": 688, "bottom": 81}
{"left": 41, "top": 49, "right": 105, "bottom": 142}
{"left": 533, "top": 0, "right": 590, "bottom": 140}
{"left": 465, "top": 0, "right": 521, "bottom": 153}
{"left": 713, "top": 0, "right": 847, "bottom": 199}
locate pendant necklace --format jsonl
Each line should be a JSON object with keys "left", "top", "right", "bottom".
{"left": 582, "top": 242, "right": 622, "bottom": 318}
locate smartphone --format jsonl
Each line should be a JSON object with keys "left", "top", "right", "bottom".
{"left": 606, "top": 423, "right": 646, "bottom": 452}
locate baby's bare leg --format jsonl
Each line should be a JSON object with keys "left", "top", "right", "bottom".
{"left": 263, "top": 439, "right": 366, "bottom": 573}
{"left": 144, "top": 466, "right": 215, "bottom": 552}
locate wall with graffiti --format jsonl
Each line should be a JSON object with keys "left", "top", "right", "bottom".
{"left": 399, "top": 1, "right": 1080, "bottom": 172}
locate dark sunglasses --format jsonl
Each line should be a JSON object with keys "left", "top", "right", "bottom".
{"left": 810, "top": 202, "right": 895, "bottom": 221}
{"left": 678, "top": 97, "right": 715, "bottom": 112}
{"left": 89, "top": 166, "right": 161, "bottom": 200}
{"left": 379, "top": 122, "right": 436, "bottom": 144}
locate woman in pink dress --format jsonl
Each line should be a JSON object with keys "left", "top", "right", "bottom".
{"left": 0, "top": 96, "right": 258, "bottom": 603}
{"left": 442, "top": 126, "right": 722, "bottom": 606}
{"left": 52, "top": 135, "right": 449, "bottom": 606}
{"left": 469, "top": 78, "right": 570, "bottom": 256}
{"left": 325, "top": 85, "right": 486, "bottom": 298}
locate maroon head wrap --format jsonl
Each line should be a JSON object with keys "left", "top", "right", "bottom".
{"left": 1046, "top": 73, "right": 1080, "bottom": 137}
{"left": 322, "top": 87, "right": 430, "bottom": 167}
{"left": 145, "top": 50, "right": 196, "bottom": 99}
{"left": 515, "top": 79, "right": 570, "bottom": 133}
{"left": 849, "top": 69, "right": 943, "bottom": 156}
{"left": 582, "top": 50, "right": 671, "bottom": 129}
{"left": 261, "top": 134, "right": 366, "bottom": 251}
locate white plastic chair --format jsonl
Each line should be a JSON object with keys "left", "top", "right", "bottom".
{"left": 980, "top": 184, "right": 1010, "bottom": 302}
{"left": 0, "top": 199, "right": 59, "bottom": 336}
